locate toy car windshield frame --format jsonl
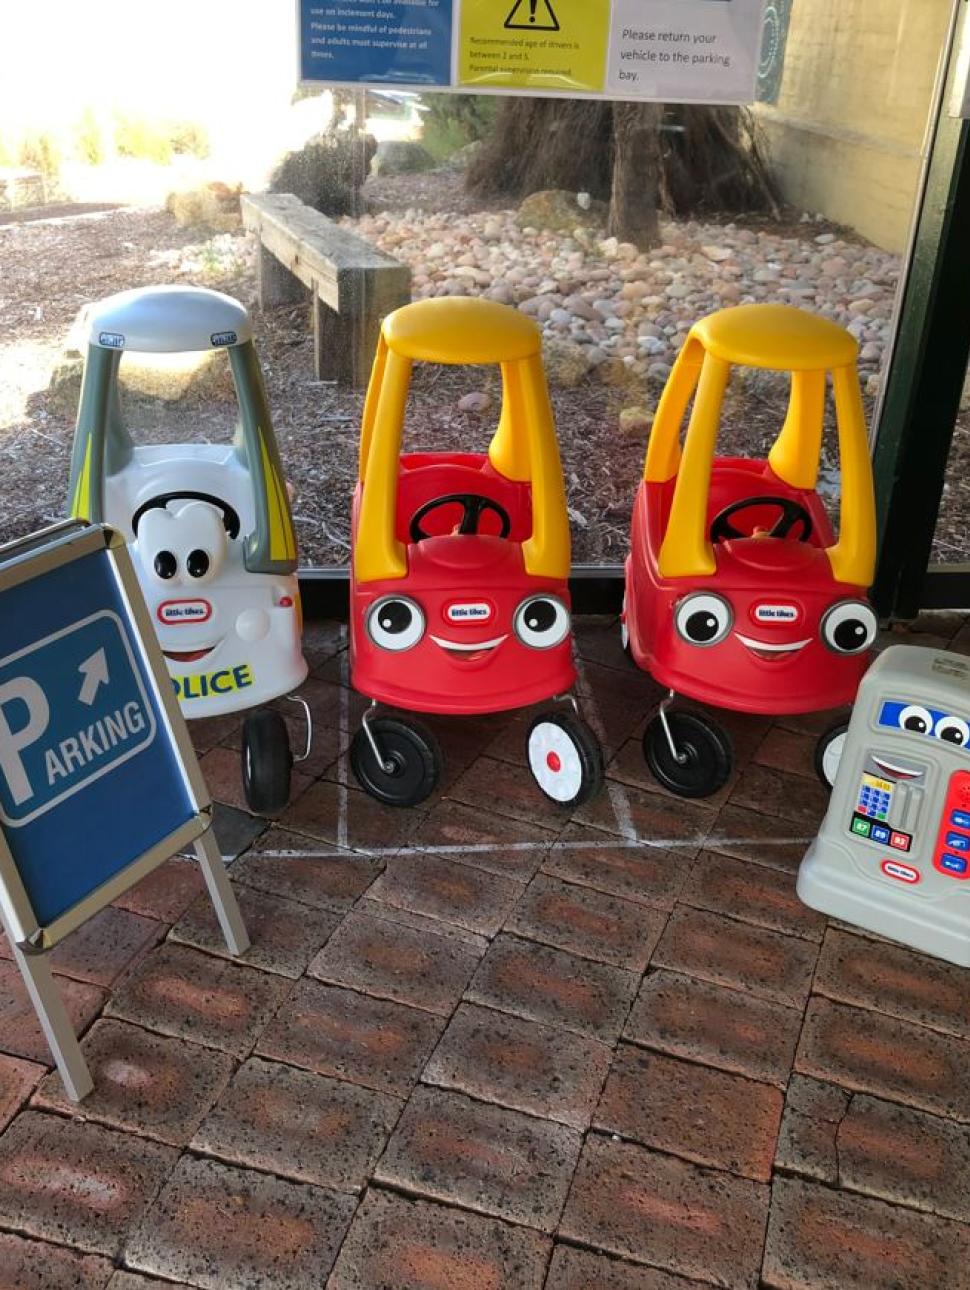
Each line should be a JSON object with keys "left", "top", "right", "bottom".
{"left": 353, "top": 297, "right": 570, "bottom": 586}
{"left": 641, "top": 303, "right": 876, "bottom": 588}
{"left": 67, "top": 286, "right": 297, "bottom": 577}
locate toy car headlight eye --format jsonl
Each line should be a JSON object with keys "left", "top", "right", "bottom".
{"left": 367, "top": 597, "right": 425, "bottom": 651}
{"left": 187, "top": 549, "right": 210, "bottom": 579}
{"left": 514, "top": 596, "right": 570, "bottom": 649}
{"left": 674, "top": 593, "right": 732, "bottom": 647}
{"left": 154, "top": 551, "right": 177, "bottom": 580}
{"left": 936, "top": 714, "right": 970, "bottom": 746}
{"left": 821, "top": 601, "right": 877, "bottom": 654}
{"left": 899, "top": 704, "right": 933, "bottom": 735}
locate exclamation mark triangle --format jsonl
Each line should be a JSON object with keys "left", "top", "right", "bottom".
{"left": 505, "top": 0, "right": 559, "bottom": 32}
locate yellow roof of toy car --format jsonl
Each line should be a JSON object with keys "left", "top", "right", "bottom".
{"left": 691, "top": 303, "right": 859, "bottom": 371}
{"left": 382, "top": 297, "right": 541, "bottom": 364}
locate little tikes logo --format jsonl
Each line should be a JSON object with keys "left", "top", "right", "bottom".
{"left": 158, "top": 599, "right": 212, "bottom": 626}
{"left": 445, "top": 601, "right": 492, "bottom": 625}
{"left": 752, "top": 603, "right": 800, "bottom": 625}
{"left": 173, "top": 664, "right": 254, "bottom": 701}
{"left": 882, "top": 859, "right": 920, "bottom": 884}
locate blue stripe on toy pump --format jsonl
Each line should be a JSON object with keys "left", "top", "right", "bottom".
{"left": 879, "top": 699, "right": 969, "bottom": 740}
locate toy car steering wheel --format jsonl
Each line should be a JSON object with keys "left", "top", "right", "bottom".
{"left": 131, "top": 491, "right": 242, "bottom": 538}
{"left": 409, "top": 493, "right": 512, "bottom": 543}
{"left": 710, "top": 495, "right": 814, "bottom": 544}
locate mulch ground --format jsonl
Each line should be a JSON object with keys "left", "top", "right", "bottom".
{"left": 0, "top": 171, "right": 965, "bottom": 568}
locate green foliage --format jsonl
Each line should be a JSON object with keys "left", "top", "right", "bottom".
{"left": 421, "top": 93, "right": 498, "bottom": 160}
{"left": 269, "top": 127, "right": 376, "bottom": 217}
{"left": 75, "top": 108, "right": 106, "bottom": 166}
{"left": 168, "top": 120, "right": 210, "bottom": 159}
{"left": 114, "top": 114, "right": 173, "bottom": 165}
{"left": 17, "top": 131, "right": 61, "bottom": 179}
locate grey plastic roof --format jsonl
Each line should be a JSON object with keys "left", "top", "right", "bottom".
{"left": 86, "top": 285, "right": 253, "bottom": 352}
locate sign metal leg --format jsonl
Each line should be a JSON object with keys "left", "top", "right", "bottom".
{"left": 193, "top": 829, "right": 250, "bottom": 957}
{"left": 9, "top": 940, "right": 93, "bottom": 1102}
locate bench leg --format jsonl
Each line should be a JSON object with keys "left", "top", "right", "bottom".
{"left": 313, "top": 296, "right": 353, "bottom": 384}
{"left": 314, "top": 300, "right": 383, "bottom": 388}
{"left": 258, "top": 246, "right": 304, "bottom": 309}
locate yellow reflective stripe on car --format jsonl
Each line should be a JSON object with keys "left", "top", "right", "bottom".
{"left": 71, "top": 439, "right": 93, "bottom": 520}
{"left": 259, "top": 431, "right": 296, "bottom": 563}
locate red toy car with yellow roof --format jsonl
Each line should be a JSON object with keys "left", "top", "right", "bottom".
{"left": 349, "top": 297, "right": 604, "bottom": 808}
{"left": 623, "top": 303, "right": 878, "bottom": 797}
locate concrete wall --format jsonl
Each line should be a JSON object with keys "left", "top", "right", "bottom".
{"left": 755, "top": 0, "right": 954, "bottom": 252}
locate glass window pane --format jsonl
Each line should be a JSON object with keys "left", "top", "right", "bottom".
{"left": 0, "top": 1, "right": 960, "bottom": 574}
{"left": 933, "top": 361, "right": 970, "bottom": 566}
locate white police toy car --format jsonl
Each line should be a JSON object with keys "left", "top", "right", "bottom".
{"left": 67, "top": 285, "right": 309, "bottom": 813}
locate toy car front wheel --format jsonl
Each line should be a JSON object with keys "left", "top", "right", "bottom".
{"left": 643, "top": 710, "right": 732, "bottom": 799}
{"left": 815, "top": 721, "right": 849, "bottom": 790}
{"left": 241, "top": 709, "right": 293, "bottom": 814}
{"left": 527, "top": 711, "right": 604, "bottom": 808}
{"left": 350, "top": 717, "right": 441, "bottom": 808}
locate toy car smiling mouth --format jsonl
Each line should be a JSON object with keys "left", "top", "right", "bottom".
{"left": 734, "top": 633, "right": 812, "bottom": 659}
{"left": 163, "top": 644, "right": 220, "bottom": 663}
{"left": 622, "top": 304, "right": 878, "bottom": 798}
{"left": 348, "top": 297, "right": 604, "bottom": 809}
{"left": 67, "top": 285, "right": 310, "bottom": 813}
{"left": 429, "top": 633, "right": 509, "bottom": 659}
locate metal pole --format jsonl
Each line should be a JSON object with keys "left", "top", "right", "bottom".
{"left": 193, "top": 829, "right": 250, "bottom": 957}
{"left": 7, "top": 935, "right": 92, "bottom": 1103}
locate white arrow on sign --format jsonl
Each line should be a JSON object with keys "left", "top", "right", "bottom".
{"left": 78, "top": 648, "right": 109, "bottom": 705}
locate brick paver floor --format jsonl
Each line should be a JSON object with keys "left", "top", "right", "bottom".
{"left": 2, "top": 614, "right": 970, "bottom": 1288}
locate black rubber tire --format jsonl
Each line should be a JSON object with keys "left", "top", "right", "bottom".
{"left": 815, "top": 721, "right": 849, "bottom": 790}
{"left": 350, "top": 716, "right": 441, "bottom": 807}
{"left": 241, "top": 709, "right": 293, "bottom": 814}
{"left": 643, "top": 710, "right": 733, "bottom": 799}
{"left": 526, "top": 710, "right": 605, "bottom": 808}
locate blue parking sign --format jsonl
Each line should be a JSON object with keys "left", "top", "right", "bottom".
{"left": 0, "top": 611, "right": 157, "bottom": 826}
{"left": 0, "top": 526, "right": 199, "bottom": 932}
{"left": 0, "top": 522, "right": 248, "bottom": 1103}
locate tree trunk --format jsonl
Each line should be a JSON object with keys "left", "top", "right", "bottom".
{"left": 608, "top": 102, "right": 662, "bottom": 249}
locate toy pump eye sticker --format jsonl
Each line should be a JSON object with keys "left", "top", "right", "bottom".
{"left": 878, "top": 700, "right": 970, "bottom": 748}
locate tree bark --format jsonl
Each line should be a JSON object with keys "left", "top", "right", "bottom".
{"left": 608, "top": 101, "right": 663, "bottom": 249}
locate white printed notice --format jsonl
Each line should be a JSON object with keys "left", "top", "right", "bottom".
{"left": 607, "top": 0, "right": 766, "bottom": 103}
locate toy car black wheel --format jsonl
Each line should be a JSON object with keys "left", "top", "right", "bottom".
{"left": 815, "top": 721, "right": 849, "bottom": 790}
{"left": 643, "top": 710, "right": 732, "bottom": 799}
{"left": 526, "top": 711, "right": 604, "bottom": 808}
{"left": 241, "top": 709, "right": 293, "bottom": 814}
{"left": 350, "top": 717, "right": 441, "bottom": 808}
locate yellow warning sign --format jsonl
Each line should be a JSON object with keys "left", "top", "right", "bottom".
{"left": 458, "top": 0, "right": 610, "bottom": 93}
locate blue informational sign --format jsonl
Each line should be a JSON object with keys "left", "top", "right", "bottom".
{"left": 0, "top": 543, "right": 196, "bottom": 928}
{"left": 300, "top": 0, "right": 453, "bottom": 86}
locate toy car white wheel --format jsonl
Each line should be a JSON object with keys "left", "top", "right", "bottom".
{"left": 643, "top": 710, "right": 732, "bottom": 799}
{"left": 815, "top": 721, "right": 849, "bottom": 790}
{"left": 527, "top": 712, "right": 604, "bottom": 808}
{"left": 350, "top": 717, "right": 441, "bottom": 808}
{"left": 241, "top": 709, "right": 293, "bottom": 814}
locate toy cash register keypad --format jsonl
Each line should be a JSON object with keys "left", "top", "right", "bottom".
{"left": 848, "top": 772, "right": 913, "bottom": 852}
{"left": 856, "top": 774, "right": 892, "bottom": 821}
{"left": 932, "top": 769, "right": 970, "bottom": 880}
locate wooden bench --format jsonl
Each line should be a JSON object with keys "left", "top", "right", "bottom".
{"left": 241, "top": 192, "right": 411, "bottom": 388}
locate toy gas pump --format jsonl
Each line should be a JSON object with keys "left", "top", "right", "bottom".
{"left": 799, "top": 645, "right": 970, "bottom": 966}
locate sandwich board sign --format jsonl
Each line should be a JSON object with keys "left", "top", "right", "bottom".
{"left": 0, "top": 521, "right": 248, "bottom": 1100}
